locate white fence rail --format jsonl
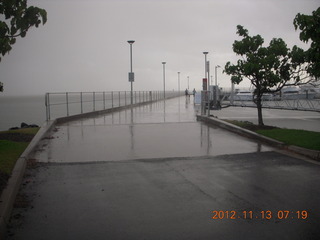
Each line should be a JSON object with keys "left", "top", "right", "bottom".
{"left": 218, "top": 90, "right": 320, "bottom": 112}
{"left": 45, "top": 90, "right": 182, "bottom": 120}
{"left": 226, "top": 99, "right": 320, "bottom": 112}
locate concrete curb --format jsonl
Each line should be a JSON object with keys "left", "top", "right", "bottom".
{"left": 196, "top": 115, "right": 320, "bottom": 161}
{"left": 287, "top": 145, "right": 320, "bottom": 161}
{"left": 0, "top": 120, "right": 57, "bottom": 239}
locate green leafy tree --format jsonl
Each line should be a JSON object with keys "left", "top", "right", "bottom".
{"left": 294, "top": 7, "right": 320, "bottom": 79}
{"left": 0, "top": 0, "right": 47, "bottom": 92}
{"left": 225, "top": 25, "right": 306, "bottom": 126}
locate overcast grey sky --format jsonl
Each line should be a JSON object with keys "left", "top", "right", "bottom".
{"left": 0, "top": 0, "right": 318, "bottom": 96}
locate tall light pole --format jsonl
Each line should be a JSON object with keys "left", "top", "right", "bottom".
{"left": 128, "top": 40, "right": 135, "bottom": 105}
{"left": 187, "top": 76, "right": 189, "bottom": 90}
{"left": 162, "top": 62, "right": 166, "bottom": 99}
{"left": 215, "top": 65, "right": 221, "bottom": 86}
{"left": 178, "top": 72, "right": 180, "bottom": 94}
{"left": 215, "top": 65, "right": 221, "bottom": 106}
{"left": 203, "top": 52, "right": 208, "bottom": 90}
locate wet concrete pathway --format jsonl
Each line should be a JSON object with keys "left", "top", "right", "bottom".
{"left": 31, "top": 97, "right": 272, "bottom": 163}
{"left": 6, "top": 96, "right": 320, "bottom": 239}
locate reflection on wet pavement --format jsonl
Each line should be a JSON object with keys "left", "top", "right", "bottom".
{"left": 66, "top": 96, "right": 199, "bottom": 125}
{"left": 32, "top": 96, "right": 273, "bottom": 163}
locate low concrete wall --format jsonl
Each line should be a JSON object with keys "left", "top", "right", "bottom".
{"left": 197, "top": 115, "right": 320, "bottom": 161}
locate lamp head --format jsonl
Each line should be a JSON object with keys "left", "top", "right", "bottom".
{"left": 162, "top": 62, "right": 166, "bottom": 64}
{"left": 203, "top": 51, "right": 209, "bottom": 55}
{"left": 127, "top": 40, "right": 135, "bottom": 44}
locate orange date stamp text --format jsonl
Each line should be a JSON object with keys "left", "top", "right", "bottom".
{"left": 211, "top": 210, "right": 309, "bottom": 220}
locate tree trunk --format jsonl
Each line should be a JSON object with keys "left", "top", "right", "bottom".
{"left": 256, "top": 97, "right": 264, "bottom": 126}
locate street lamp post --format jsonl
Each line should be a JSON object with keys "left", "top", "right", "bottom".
{"left": 178, "top": 72, "right": 180, "bottom": 94}
{"left": 128, "top": 40, "right": 135, "bottom": 105}
{"left": 215, "top": 65, "right": 221, "bottom": 105}
{"left": 187, "top": 76, "right": 189, "bottom": 90}
{"left": 203, "top": 52, "right": 208, "bottom": 91}
{"left": 162, "top": 62, "right": 166, "bottom": 99}
{"left": 215, "top": 65, "right": 221, "bottom": 86}
{"left": 202, "top": 52, "right": 209, "bottom": 116}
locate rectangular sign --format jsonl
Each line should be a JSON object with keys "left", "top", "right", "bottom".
{"left": 202, "top": 78, "right": 207, "bottom": 90}
{"left": 128, "top": 72, "right": 134, "bottom": 82}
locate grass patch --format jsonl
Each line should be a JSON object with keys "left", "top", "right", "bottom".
{"left": 0, "top": 140, "right": 29, "bottom": 174}
{"left": 256, "top": 129, "right": 320, "bottom": 151}
{"left": 225, "top": 120, "right": 320, "bottom": 151}
{"left": 1, "top": 127, "right": 39, "bottom": 135}
{"left": 0, "top": 127, "right": 39, "bottom": 193}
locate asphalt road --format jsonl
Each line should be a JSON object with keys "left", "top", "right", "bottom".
{"left": 7, "top": 152, "right": 320, "bottom": 240}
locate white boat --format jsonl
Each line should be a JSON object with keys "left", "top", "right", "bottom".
{"left": 300, "top": 85, "right": 320, "bottom": 99}
{"left": 234, "top": 91, "right": 253, "bottom": 101}
{"left": 309, "top": 88, "right": 320, "bottom": 99}
{"left": 233, "top": 90, "right": 273, "bottom": 101}
{"left": 281, "top": 86, "right": 316, "bottom": 100}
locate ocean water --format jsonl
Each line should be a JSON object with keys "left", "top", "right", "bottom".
{"left": 0, "top": 91, "right": 174, "bottom": 131}
{"left": 0, "top": 93, "right": 114, "bottom": 131}
{"left": 0, "top": 95, "right": 46, "bottom": 131}
{"left": 0, "top": 92, "right": 136, "bottom": 131}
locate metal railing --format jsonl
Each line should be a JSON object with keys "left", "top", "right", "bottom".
{"left": 213, "top": 88, "right": 320, "bottom": 112}
{"left": 227, "top": 99, "right": 320, "bottom": 112}
{"left": 198, "top": 89, "right": 320, "bottom": 115}
{"left": 45, "top": 90, "right": 183, "bottom": 121}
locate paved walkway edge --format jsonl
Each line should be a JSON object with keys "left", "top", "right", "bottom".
{"left": 0, "top": 120, "right": 57, "bottom": 239}
{"left": 196, "top": 115, "right": 320, "bottom": 161}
